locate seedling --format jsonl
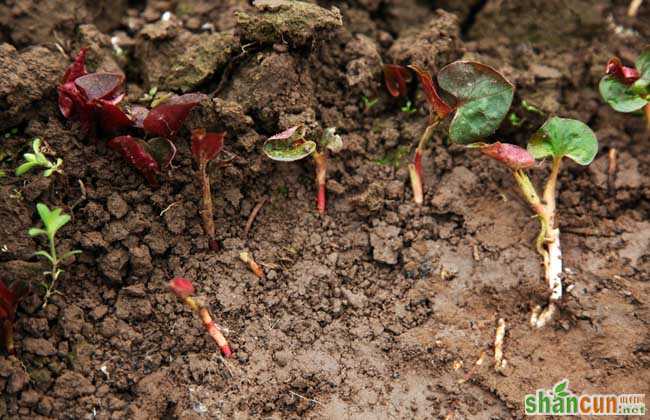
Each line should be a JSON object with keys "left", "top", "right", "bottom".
{"left": 191, "top": 129, "right": 225, "bottom": 250}
{"left": 470, "top": 118, "right": 597, "bottom": 327}
{"left": 361, "top": 96, "right": 378, "bottom": 110}
{"left": 15, "top": 138, "right": 63, "bottom": 177}
{"left": 385, "top": 60, "right": 598, "bottom": 327}
{"left": 58, "top": 48, "right": 129, "bottom": 135}
{"left": 0, "top": 279, "right": 29, "bottom": 354}
{"left": 263, "top": 126, "right": 343, "bottom": 214}
{"left": 29, "top": 203, "right": 81, "bottom": 307}
{"left": 400, "top": 100, "right": 417, "bottom": 114}
{"left": 599, "top": 48, "right": 650, "bottom": 127}
{"left": 59, "top": 49, "right": 206, "bottom": 186}
{"left": 169, "top": 277, "right": 232, "bottom": 357}
{"left": 383, "top": 62, "right": 511, "bottom": 203}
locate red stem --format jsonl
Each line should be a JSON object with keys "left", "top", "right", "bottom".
{"left": 409, "top": 149, "right": 424, "bottom": 204}
{"left": 314, "top": 152, "right": 327, "bottom": 214}
{"left": 198, "top": 161, "right": 217, "bottom": 250}
{"left": 185, "top": 297, "right": 232, "bottom": 357}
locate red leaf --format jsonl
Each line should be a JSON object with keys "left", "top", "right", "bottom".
{"left": 95, "top": 99, "right": 133, "bottom": 133}
{"left": 383, "top": 64, "right": 412, "bottom": 98}
{"left": 191, "top": 129, "right": 225, "bottom": 163}
{"left": 605, "top": 58, "right": 640, "bottom": 85}
{"left": 57, "top": 81, "right": 87, "bottom": 118}
{"left": 62, "top": 48, "right": 88, "bottom": 84}
{"left": 143, "top": 93, "right": 208, "bottom": 138}
{"left": 480, "top": 142, "right": 535, "bottom": 170}
{"left": 108, "top": 135, "right": 161, "bottom": 187}
{"left": 75, "top": 73, "right": 125, "bottom": 102}
{"left": 169, "top": 278, "right": 195, "bottom": 299}
{"left": 408, "top": 64, "right": 453, "bottom": 119}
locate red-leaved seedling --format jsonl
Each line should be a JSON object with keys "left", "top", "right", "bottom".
{"left": 383, "top": 62, "right": 513, "bottom": 204}
{"left": 469, "top": 117, "right": 598, "bottom": 328}
{"left": 191, "top": 128, "right": 225, "bottom": 250}
{"left": 143, "top": 93, "right": 208, "bottom": 138}
{"left": 58, "top": 48, "right": 128, "bottom": 135}
{"left": 0, "top": 279, "right": 29, "bottom": 354}
{"left": 599, "top": 48, "right": 649, "bottom": 128}
{"left": 169, "top": 277, "right": 232, "bottom": 357}
{"left": 263, "top": 126, "right": 343, "bottom": 213}
{"left": 107, "top": 136, "right": 176, "bottom": 187}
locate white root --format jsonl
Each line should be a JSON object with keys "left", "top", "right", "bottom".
{"left": 530, "top": 228, "right": 562, "bottom": 328}
{"left": 547, "top": 228, "right": 563, "bottom": 302}
{"left": 494, "top": 318, "right": 507, "bottom": 372}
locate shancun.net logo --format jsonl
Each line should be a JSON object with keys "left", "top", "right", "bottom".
{"left": 525, "top": 379, "right": 646, "bottom": 416}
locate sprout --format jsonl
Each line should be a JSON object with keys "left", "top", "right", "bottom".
{"left": 190, "top": 129, "right": 225, "bottom": 250}
{"left": 263, "top": 126, "right": 343, "bottom": 214}
{"left": 29, "top": 203, "right": 81, "bottom": 308}
{"left": 15, "top": 138, "right": 63, "bottom": 177}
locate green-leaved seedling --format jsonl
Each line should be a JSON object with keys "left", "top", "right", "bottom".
{"left": 470, "top": 117, "right": 598, "bottom": 327}
{"left": 15, "top": 138, "right": 63, "bottom": 177}
{"left": 599, "top": 48, "right": 650, "bottom": 128}
{"left": 29, "top": 203, "right": 80, "bottom": 307}
{"left": 263, "top": 126, "right": 343, "bottom": 214}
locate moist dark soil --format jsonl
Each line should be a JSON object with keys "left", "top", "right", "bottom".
{"left": 1, "top": 0, "right": 649, "bottom": 419}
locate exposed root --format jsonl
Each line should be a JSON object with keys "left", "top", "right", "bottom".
{"left": 607, "top": 148, "right": 618, "bottom": 192}
{"left": 530, "top": 303, "right": 557, "bottom": 328}
{"left": 628, "top": 0, "right": 643, "bottom": 17}
{"left": 494, "top": 318, "right": 507, "bottom": 372}
{"left": 240, "top": 251, "right": 265, "bottom": 279}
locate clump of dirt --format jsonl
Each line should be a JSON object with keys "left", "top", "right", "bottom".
{"left": 0, "top": 0, "right": 648, "bottom": 419}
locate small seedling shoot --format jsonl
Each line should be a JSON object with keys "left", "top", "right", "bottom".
{"left": 263, "top": 126, "right": 343, "bottom": 214}
{"left": 29, "top": 203, "right": 81, "bottom": 307}
{"left": 58, "top": 49, "right": 206, "bottom": 186}
{"left": 383, "top": 61, "right": 512, "bottom": 204}
{"left": 191, "top": 129, "right": 225, "bottom": 250}
{"left": 0, "top": 279, "right": 29, "bottom": 354}
{"left": 15, "top": 138, "right": 63, "bottom": 177}
{"left": 169, "top": 277, "right": 232, "bottom": 357}
{"left": 470, "top": 118, "right": 597, "bottom": 327}
{"left": 599, "top": 48, "right": 650, "bottom": 128}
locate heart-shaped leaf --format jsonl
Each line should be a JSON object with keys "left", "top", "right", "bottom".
{"left": 75, "top": 73, "right": 125, "bottom": 102}
{"left": 263, "top": 126, "right": 316, "bottom": 161}
{"left": 477, "top": 142, "right": 535, "bottom": 170}
{"left": 108, "top": 135, "right": 162, "bottom": 186}
{"left": 437, "top": 61, "right": 515, "bottom": 144}
{"left": 143, "top": 93, "right": 207, "bottom": 138}
{"left": 527, "top": 117, "right": 598, "bottom": 165}
{"left": 408, "top": 64, "right": 452, "bottom": 119}
{"left": 191, "top": 129, "right": 225, "bottom": 163}
{"left": 599, "top": 75, "right": 648, "bottom": 112}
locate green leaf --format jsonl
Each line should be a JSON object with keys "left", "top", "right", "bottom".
{"left": 599, "top": 75, "right": 647, "bottom": 113}
{"left": 263, "top": 126, "right": 316, "bottom": 162}
{"left": 34, "top": 250, "right": 54, "bottom": 264}
{"left": 28, "top": 227, "right": 47, "bottom": 237}
{"left": 437, "top": 61, "right": 515, "bottom": 144}
{"left": 36, "top": 203, "right": 71, "bottom": 238}
{"left": 264, "top": 140, "right": 316, "bottom": 161}
{"left": 527, "top": 117, "right": 598, "bottom": 165}
{"left": 15, "top": 161, "right": 38, "bottom": 176}
{"left": 61, "top": 250, "right": 82, "bottom": 260}
{"left": 635, "top": 48, "right": 650, "bottom": 81}
{"left": 32, "top": 138, "right": 42, "bottom": 154}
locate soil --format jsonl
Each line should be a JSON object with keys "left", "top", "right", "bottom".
{"left": 1, "top": 0, "right": 649, "bottom": 419}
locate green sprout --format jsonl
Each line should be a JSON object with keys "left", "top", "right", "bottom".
{"left": 521, "top": 100, "right": 545, "bottom": 116}
{"left": 508, "top": 112, "right": 523, "bottom": 127}
{"left": 362, "top": 96, "right": 379, "bottom": 110}
{"left": 28, "top": 203, "right": 81, "bottom": 307}
{"left": 400, "top": 100, "right": 417, "bottom": 114}
{"left": 15, "top": 138, "right": 63, "bottom": 177}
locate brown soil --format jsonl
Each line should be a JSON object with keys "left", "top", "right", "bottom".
{"left": 1, "top": 0, "right": 649, "bottom": 419}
